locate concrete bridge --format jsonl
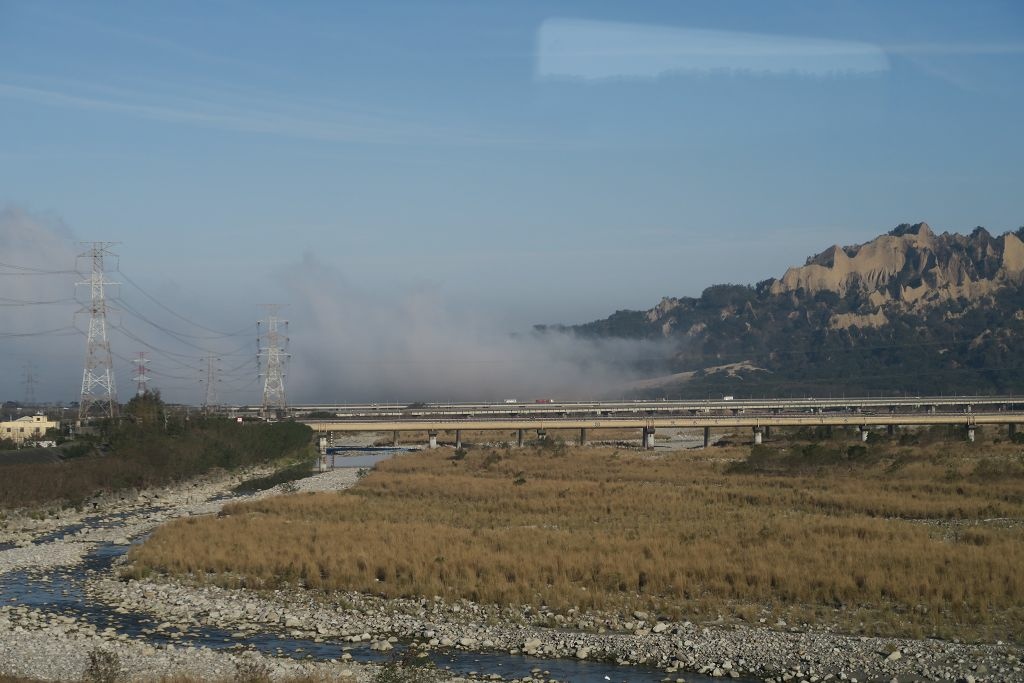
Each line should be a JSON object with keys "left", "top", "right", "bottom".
{"left": 299, "top": 396, "right": 1024, "bottom": 449}
{"left": 290, "top": 395, "right": 1024, "bottom": 420}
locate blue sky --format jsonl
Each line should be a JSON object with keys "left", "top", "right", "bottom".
{"left": 1, "top": 1, "right": 1023, "bottom": 403}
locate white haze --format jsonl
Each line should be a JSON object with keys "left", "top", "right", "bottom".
{"left": 282, "top": 253, "right": 668, "bottom": 404}
{"left": 0, "top": 207, "right": 82, "bottom": 405}
{"left": 1, "top": 210, "right": 669, "bottom": 405}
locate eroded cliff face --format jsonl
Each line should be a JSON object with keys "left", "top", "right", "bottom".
{"left": 767, "top": 223, "right": 1024, "bottom": 317}
{"left": 556, "top": 221, "right": 1024, "bottom": 396}
{"left": 620, "top": 223, "right": 1024, "bottom": 339}
{"left": 561, "top": 221, "right": 1024, "bottom": 396}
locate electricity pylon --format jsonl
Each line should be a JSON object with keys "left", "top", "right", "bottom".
{"left": 257, "top": 304, "right": 288, "bottom": 417}
{"left": 133, "top": 352, "right": 151, "bottom": 397}
{"left": 23, "top": 362, "right": 37, "bottom": 406}
{"left": 77, "top": 243, "right": 119, "bottom": 421}
{"left": 200, "top": 354, "right": 220, "bottom": 413}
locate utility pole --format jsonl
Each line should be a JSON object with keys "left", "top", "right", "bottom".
{"left": 77, "top": 242, "right": 119, "bottom": 421}
{"left": 22, "top": 362, "right": 37, "bottom": 407}
{"left": 200, "top": 354, "right": 220, "bottom": 414}
{"left": 257, "top": 304, "right": 288, "bottom": 418}
{"left": 133, "top": 352, "right": 151, "bottom": 397}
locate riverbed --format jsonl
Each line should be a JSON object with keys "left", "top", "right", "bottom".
{"left": 1, "top": 446, "right": 1021, "bottom": 682}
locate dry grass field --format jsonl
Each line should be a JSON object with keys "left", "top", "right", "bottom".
{"left": 127, "top": 433, "right": 1024, "bottom": 642}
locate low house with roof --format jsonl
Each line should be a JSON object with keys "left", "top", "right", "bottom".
{"left": 1, "top": 414, "right": 60, "bottom": 445}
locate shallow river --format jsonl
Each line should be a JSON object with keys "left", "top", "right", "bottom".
{"left": 1, "top": 448, "right": 760, "bottom": 683}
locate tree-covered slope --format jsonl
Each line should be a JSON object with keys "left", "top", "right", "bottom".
{"left": 538, "top": 223, "right": 1024, "bottom": 397}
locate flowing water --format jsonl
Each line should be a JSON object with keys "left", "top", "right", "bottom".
{"left": 0, "top": 449, "right": 761, "bottom": 683}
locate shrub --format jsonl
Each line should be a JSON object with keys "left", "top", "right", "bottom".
{"left": 374, "top": 651, "right": 440, "bottom": 683}
{"left": 83, "top": 648, "right": 121, "bottom": 683}
{"left": 234, "top": 655, "right": 271, "bottom": 683}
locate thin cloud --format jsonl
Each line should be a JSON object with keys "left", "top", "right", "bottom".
{"left": 884, "top": 42, "right": 1024, "bottom": 56}
{"left": 537, "top": 19, "right": 890, "bottom": 81}
{"left": 0, "top": 80, "right": 534, "bottom": 148}
{"left": 23, "top": 3, "right": 263, "bottom": 74}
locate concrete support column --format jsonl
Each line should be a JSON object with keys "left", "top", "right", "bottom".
{"left": 1009, "top": 423, "right": 1017, "bottom": 439}
{"left": 860, "top": 427, "right": 869, "bottom": 443}
{"left": 318, "top": 436, "right": 328, "bottom": 473}
{"left": 703, "top": 426, "right": 711, "bottom": 449}
{"left": 428, "top": 431, "right": 438, "bottom": 449}
{"left": 455, "top": 430, "right": 462, "bottom": 450}
{"left": 537, "top": 429, "right": 547, "bottom": 441}
{"left": 392, "top": 431, "right": 399, "bottom": 447}
{"left": 642, "top": 426, "right": 655, "bottom": 450}
{"left": 579, "top": 428, "right": 588, "bottom": 446}
{"left": 887, "top": 424, "right": 896, "bottom": 437}
{"left": 753, "top": 427, "right": 763, "bottom": 445}
{"left": 763, "top": 425, "right": 771, "bottom": 439}
{"left": 967, "top": 426, "right": 976, "bottom": 443}
{"left": 517, "top": 429, "right": 525, "bottom": 448}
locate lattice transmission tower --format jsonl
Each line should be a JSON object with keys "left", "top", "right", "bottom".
{"left": 23, "top": 362, "right": 37, "bottom": 406}
{"left": 77, "top": 243, "right": 119, "bottom": 421}
{"left": 200, "top": 354, "right": 220, "bottom": 413}
{"left": 257, "top": 304, "right": 289, "bottom": 417}
{"left": 133, "top": 352, "right": 151, "bottom": 397}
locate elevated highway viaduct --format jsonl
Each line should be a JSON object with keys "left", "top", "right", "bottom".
{"left": 301, "top": 402, "right": 1024, "bottom": 450}
{"left": 290, "top": 395, "right": 1024, "bottom": 421}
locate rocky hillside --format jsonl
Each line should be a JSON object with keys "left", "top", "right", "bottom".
{"left": 540, "top": 223, "right": 1024, "bottom": 397}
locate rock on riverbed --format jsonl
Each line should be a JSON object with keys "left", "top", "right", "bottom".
{"left": 4, "top": 457, "right": 1024, "bottom": 683}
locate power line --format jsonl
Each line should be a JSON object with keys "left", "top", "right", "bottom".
{"left": 112, "top": 296, "right": 235, "bottom": 353}
{"left": 116, "top": 267, "right": 254, "bottom": 338}
{"left": 0, "top": 326, "right": 78, "bottom": 339}
{"left": 0, "top": 261, "right": 76, "bottom": 275}
{"left": 0, "top": 296, "right": 76, "bottom": 307}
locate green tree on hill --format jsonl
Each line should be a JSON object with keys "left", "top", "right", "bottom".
{"left": 123, "top": 390, "right": 165, "bottom": 427}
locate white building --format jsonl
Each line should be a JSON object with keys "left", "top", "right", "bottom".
{"left": 1, "top": 415, "right": 61, "bottom": 445}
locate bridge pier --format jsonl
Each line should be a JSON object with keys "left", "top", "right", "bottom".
{"left": 318, "top": 437, "right": 328, "bottom": 473}
{"left": 537, "top": 429, "right": 547, "bottom": 441}
{"left": 753, "top": 427, "right": 763, "bottom": 445}
{"left": 967, "top": 426, "right": 976, "bottom": 443}
{"left": 392, "top": 431, "right": 399, "bottom": 447}
{"left": 887, "top": 424, "right": 896, "bottom": 437}
{"left": 1010, "top": 423, "right": 1018, "bottom": 439}
{"left": 763, "top": 425, "right": 771, "bottom": 439}
{"left": 859, "top": 426, "right": 869, "bottom": 442}
{"left": 579, "top": 428, "right": 588, "bottom": 446}
{"left": 642, "top": 426, "right": 655, "bottom": 450}
{"left": 455, "top": 429, "right": 463, "bottom": 450}
{"left": 703, "top": 426, "right": 711, "bottom": 449}
{"left": 428, "top": 431, "right": 438, "bottom": 449}
{"left": 517, "top": 429, "right": 524, "bottom": 448}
